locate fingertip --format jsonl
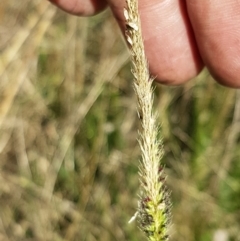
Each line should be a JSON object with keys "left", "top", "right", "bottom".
{"left": 202, "top": 33, "right": 240, "bottom": 88}
{"left": 145, "top": 38, "right": 204, "bottom": 86}
{"left": 151, "top": 61, "right": 203, "bottom": 86}
{"left": 48, "top": 0, "right": 108, "bottom": 16}
{"left": 208, "top": 61, "right": 240, "bottom": 88}
{"left": 186, "top": 0, "right": 240, "bottom": 88}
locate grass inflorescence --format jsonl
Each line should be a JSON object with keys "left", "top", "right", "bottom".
{"left": 124, "top": 0, "right": 171, "bottom": 240}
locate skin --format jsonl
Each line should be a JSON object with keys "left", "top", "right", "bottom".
{"left": 48, "top": 0, "right": 240, "bottom": 88}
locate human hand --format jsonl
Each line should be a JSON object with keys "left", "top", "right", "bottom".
{"left": 48, "top": 0, "right": 240, "bottom": 88}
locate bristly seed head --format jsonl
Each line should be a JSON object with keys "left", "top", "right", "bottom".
{"left": 126, "top": 22, "right": 139, "bottom": 31}
{"left": 126, "top": 35, "right": 133, "bottom": 46}
{"left": 123, "top": 8, "right": 129, "bottom": 20}
{"left": 124, "top": 0, "right": 171, "bottom": 240}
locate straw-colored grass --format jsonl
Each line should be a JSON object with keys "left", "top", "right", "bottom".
{"left": 124, "top": 0, "right": 170, "bottom": 240}
{"left": 0, "top": 1, "right": 240, "bottom": 241}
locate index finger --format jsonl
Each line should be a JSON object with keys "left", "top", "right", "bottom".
{"left": 108, "top": 0, "right": 203, "bottom": 85}
{"left": 187, "top": 0, "right": 240, "bottom": 88}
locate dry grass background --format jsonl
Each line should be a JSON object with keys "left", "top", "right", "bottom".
{"left": 0, "top": 1, "right": 240, "bottom": 241}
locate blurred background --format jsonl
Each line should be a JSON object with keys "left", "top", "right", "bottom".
{"left": 0, "top": 1, "right": 240, "bottom": 240}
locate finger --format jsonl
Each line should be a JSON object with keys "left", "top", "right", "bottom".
{"left": 108, "top": 0, "right": 203, "bottom": 85}
{"left": 48, "top": 0, "right": 108, "bottom": 16}
{"left": 187, "top": 0, "right": 240, "bottom": 88}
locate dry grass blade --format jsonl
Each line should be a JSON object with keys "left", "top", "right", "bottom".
{"left": 0, "top": 4, "right": 56, "bottom": 127}
{"left": 0, "top": 2, "right": 53, "bottom": 75}
{"left": 44, "top": 52, "right": 129, "bottom": 199}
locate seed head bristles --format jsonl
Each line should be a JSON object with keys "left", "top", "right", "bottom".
{"left": 124, "top": 0, "right": 171, "bottom": 240}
